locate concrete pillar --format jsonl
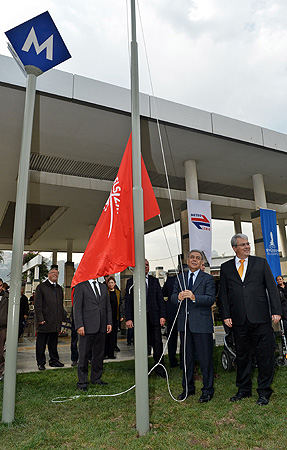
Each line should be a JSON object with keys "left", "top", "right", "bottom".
{"left": 64, "top": 239, "right": 74, "bottom": 302}
{"left": 52, "top": 251, "right": 57, "bottom": 266}
{"left": 184, "top": 160, "right": 199, "bottom": 200}
{"left": 233, "top": 214, "right": 242, "bottom": 234}
{"left": 180, "top": 160, "right": 199, "bottom": 265}
{"left": 252, "top": 174, "right": 267, "bottom": 209}
{"left": 278, "top": 219, "right": 287, "bottom": 258}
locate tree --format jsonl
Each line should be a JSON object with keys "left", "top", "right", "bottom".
{"left": 22, "top": 252, "right": 49, "bottom": 283}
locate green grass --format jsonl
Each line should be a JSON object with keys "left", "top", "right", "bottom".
{"left": 0, "top": 347, "right": 286, "bottom": 450}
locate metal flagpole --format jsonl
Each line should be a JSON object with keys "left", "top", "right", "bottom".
{"left": 130, "top": 0, "right": 150, "bottom": 436}
{"left": 2, "top": 67, "right": 39, "bottom": 423}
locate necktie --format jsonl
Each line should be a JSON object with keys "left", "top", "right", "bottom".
{"left": 93, "top": 281, "right": 99, "bottom": 298}
{"left": 238, "top": 260, "right": 245, "bottom": 279}
{"left": 188, "top": 272, "right": 194, "bottom": 290}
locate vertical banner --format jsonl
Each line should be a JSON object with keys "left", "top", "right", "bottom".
{"left": 187, "top": 199, "right": 212, "bottom": 265}
{"left": 260, "top": 208, "right": 281, "bottom": 279}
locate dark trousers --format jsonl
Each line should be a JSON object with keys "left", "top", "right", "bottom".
{"left": 232, "top": 321, "right": 275, "bottom": 399}
{"left": 36, "top": 332, "right": 59, "bottom": 366}
{"left": 105, "top": 325, "right": 117, "bottom": 358}
{"left": 167, "top": 319, "right": 178, "bottom": 366}
{"left": 71, "top": 317, "right": 79, "bottom": 363}
{"left": 147, "top": 313, "right": 165, "bottom": 374}
{"left": 180, "top": 326, "right": 214, "bottom": 395}
{"left": 77, "top": 332, "right": 106, "bottom": 388}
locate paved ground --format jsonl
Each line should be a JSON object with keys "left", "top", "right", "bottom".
{"left": 15, "top": 326, "right": 225, "bottom": 374}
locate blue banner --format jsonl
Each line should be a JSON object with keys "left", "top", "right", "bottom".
{"left": 260, "top": 208, "right": 281, "bottom": 279}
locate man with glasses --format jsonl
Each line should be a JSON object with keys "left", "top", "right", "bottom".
{"left": 219, "top": 234, "right": 281, "bottom": 406}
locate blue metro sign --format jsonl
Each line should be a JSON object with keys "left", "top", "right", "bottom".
{"left": 5, "top": 11, "right": 71, "bottom": 73}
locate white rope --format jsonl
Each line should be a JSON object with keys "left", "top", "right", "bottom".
{"left": 52, "top": 0, "right": 193, "bottom": 406}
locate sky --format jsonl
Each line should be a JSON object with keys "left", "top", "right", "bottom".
{"left": 1, "top": 1, "right": 286, "bottom": 270}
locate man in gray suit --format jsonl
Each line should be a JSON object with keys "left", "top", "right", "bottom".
{"left": 73, "top": 279, "right": 112, "bottom": 391}
{"left": 171, "top": 250, "right": 216, "bottom": 402}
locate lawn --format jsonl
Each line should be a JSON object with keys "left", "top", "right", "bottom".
{"left": 0, "top": 347, "right": 286, "bottom": 450}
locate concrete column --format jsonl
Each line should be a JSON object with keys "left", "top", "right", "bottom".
{"left": 66, "top": 239, "right": 73, "bottom": 263}
{"left": 233, "top": 214, "right": 242, "bottom": 234}
{"left": 278, "top": 219, "right": 287, "bottom": 258}
{"left": 252, "top": 174, "right": 267, "bottom": 209}
{"left": 64, "top": 239, "right": 74, "bottom": 302}
{"left": 180, "top": 160, "right": 199, "bottom": 266}
{"left": 184, "top": 160, "right": 199, "bottom": 200}
{"left": 52, "top": 251, "right": 57, "bottom": 266}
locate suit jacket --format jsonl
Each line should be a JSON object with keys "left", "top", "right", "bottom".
{"left": 171, "top": 270, "right": 215, "bottom": 333}
{"left": 73, "top": 280, "right": 112, "bottom": 334}
{"left": 34, "top": 280, "right": 66, "bottom": 333}
{"left": 125, "top": 275, "right": 167, "bottom": 326}
{"left": 162, "top": 276, "right": 178, "bottom": 321}
{"left": 219, "top": 256, "right": 282, "bottom": 326}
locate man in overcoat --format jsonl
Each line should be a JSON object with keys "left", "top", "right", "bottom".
{"left": 34, "top": 266, "right": 66, "bottom": 370}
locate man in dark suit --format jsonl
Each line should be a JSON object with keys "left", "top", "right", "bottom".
{"left": 125, "top": 259, "right": 167, "bottom": 377}
{"left": 219, "top": 233, "right": 282, "bottom": 406}
{"left": 73, "top": 278, "right": 112, "bottom": 391}
{"left": 171, "top": 250, "right": 216, "bottom": 402}
{"left": 34, "top": 265, "right": 66, "bottom": 370}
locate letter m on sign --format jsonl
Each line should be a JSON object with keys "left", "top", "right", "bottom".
{"left": 22, "top": 27, "right": 53, "bottom": 61}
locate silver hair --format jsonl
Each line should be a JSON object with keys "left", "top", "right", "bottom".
{"left": 188, "top": 249, "right": 204, "bottom": 260}
{"left": 231, "top": 234, "right": 249, "bottom": 247}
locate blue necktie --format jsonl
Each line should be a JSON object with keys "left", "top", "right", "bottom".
{"left": 188, "top": 273, "right": 194, "bottom": 290}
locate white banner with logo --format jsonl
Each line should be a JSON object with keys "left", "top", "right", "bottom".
{"left": 187, "top": 199, "right": 212, "bottom": 265}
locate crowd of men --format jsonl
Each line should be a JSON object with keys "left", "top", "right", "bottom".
{"left": 0, "top": 233, "right": 285, "bottom": 407}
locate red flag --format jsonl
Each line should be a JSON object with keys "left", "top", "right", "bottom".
{"left": 71, "top": 134, "right": 160, "bottom": 288}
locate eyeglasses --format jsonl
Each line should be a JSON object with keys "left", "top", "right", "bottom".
{"left": 235, "top": 242, "right": 250, "bottom": 247}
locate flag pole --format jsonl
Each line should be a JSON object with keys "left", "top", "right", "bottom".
{"left": 2, "top": 68, "right": 39, "bottom": 423}
{"left": 130, "top": 0, "right": 150, "bottom": 436}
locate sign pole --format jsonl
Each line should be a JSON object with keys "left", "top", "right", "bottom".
{"left": 130, "top": 0, "right": 150, "bottom": 436}
{"left": 2, "top": 68, "right": 39, "bottom": 423}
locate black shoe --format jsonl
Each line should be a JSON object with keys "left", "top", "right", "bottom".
{"left": 170, "top": 361, "right": 179, "bottom": 368}
{"left": 230, "top": 392, "right": 251, "bottom": 402}
{"left": 177, "top": 390, "right": 195, "bottom": 400}
{"left": 78, "top": 386, "right": 88, "bottom": 392}
{"left": 71, "top": 361, "right": 78, "bottom": 367}
{"left": 91, "top": 380, "right": 108, "bottom": 385}
{"left": 257, "top": 395, "right": 269, "bottom": 406}
{"left": 49, "top": 361, "right": 64, "bottom": 368}
{"left": 38, "top": 365, "right": 46, "bottom": 371}
{"left": 156, "top": 371, "right": 166, "bottom": 379}
{"left": 127, "top": 342, "right": 131, "bottom": 346}
{"left": 108, "top": 355, "right": 116, "bottom": 359}
{"left": 199, "top": 393, "right": 213, "bottom": 403}
{"left": 115, "top": 346, "right": 121, "bottom": 352}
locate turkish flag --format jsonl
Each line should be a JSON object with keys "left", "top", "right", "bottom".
{"left": 71, "top": 134, "right": 160, "bottom": 288}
